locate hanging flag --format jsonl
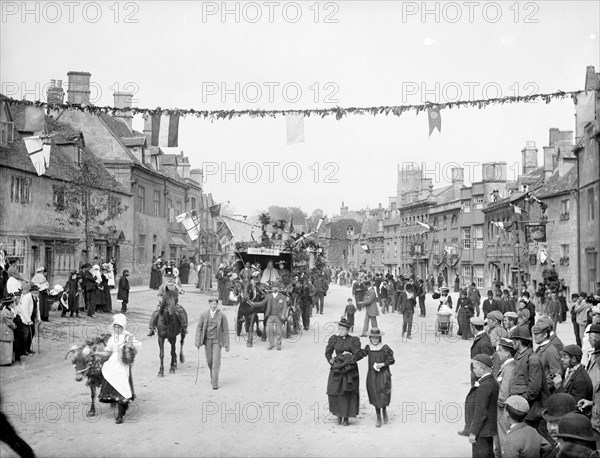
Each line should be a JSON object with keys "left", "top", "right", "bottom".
{"left": 574, "top": 91, "right": 595, "bottom": 139}
{"left": 540, "top": 249, "right": 548, "bottom": 264}
{"left": 215, "top": 219, "right": 234, "bottom": 248}
{"left": 181, "top": 216, "right": 200, "bottom": 241}
{"left": 289, "top": 213, "right": 295, "bottom": 234}
{"left": 416, "top": 221, "right": 433, "bottom": 230}
{"left": 492, "top": 221, "right": 506, "bottom": 231}
{"left": 427, "top": 105, "right": 441, "bottom": 136}
{"left": 145, "top": 113, "right": 180, "bottom": 147}
{"left": 209, "top": 204, "right": 221, "bottom": 217}
{"left": 511, "top": 204, "right": 527, "bottom": 215}
{"left": 175, "top": 212, "right": 188, "bottom": 224}
{"left": 24, "top": 106, "right": 45, "bottom": 133}
{"left": 23, "top": 136, "right": 51, "bottom": 176}
{"left": 286, "top": 114, "right": 305, "bottom": 145}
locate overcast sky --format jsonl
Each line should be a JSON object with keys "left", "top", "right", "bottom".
{"left": 2, "top": 1, "right": 599, "bottom": 218}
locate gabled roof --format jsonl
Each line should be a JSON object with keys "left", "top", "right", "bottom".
{"left": 533, "top": 166, "right": 577, "bottom": 199}
{"left": 0, "top": 115, "right": 129, "bottom": 195}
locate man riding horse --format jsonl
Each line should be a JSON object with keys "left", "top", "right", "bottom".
{"left": 148, "top": 281, "right": 188, "bottom": 336}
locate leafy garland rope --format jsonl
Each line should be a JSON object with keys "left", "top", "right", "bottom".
{"left": 2, "top": 90, "right": 590, "bottom": 121}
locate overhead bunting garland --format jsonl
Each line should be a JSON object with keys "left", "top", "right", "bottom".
{"left": 3, "top": 90, "right": 591, "bottom": 121}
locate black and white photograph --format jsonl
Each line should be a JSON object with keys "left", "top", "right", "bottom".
{"left": 1, "top": 1, "right": 600, "bottom": 457}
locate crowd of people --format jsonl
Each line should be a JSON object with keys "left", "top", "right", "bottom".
{"left": 0, "top": 256, "right": 131, "bottom": 367}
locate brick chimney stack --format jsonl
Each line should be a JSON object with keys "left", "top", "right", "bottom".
{"left": 113, "top": 91, "right": 133, "bottom": 130}
{"left": 521, "top": 140, "right": 538, "bottom": 175}
{"left": 46, "top": 79, "right": 65, "bottom": 105}
{"left": 340, "top": 201, "right": 348, "bottom": 216}
{"left": 67, "top": 71, "right": 91, "bottom": 105}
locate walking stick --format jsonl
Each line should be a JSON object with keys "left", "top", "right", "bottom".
{"left": 37, "top": 322, "right": 40, "bottom": 354}
{"left": 195, "top": 346, "right": 200, "bottom": 385}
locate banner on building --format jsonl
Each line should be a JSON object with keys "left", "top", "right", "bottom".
{"left": 24, "top": 106, "right": 45, "bottom": 133}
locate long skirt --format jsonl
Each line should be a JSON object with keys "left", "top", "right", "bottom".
{"left": 149, "top": 270, "right": 162, "bottom": 289}
{"left": 99, "top": 370, "right": 135, "bottom": 403}
{"left": 39, "top": 292, "right": 50, "bottom": 321}
{"left": 366, "top": 369, "right": 392, "bottom": 408}
{"left": 457, "top": 308, "right": 474, "bottom": 339}
{"left": 0, "top": 340, "right": 13, "bottom": 365}
{"left": 328, "top": 392, "right": 360, "bottom": 418}
{"left": 101, "top": 287, "right": 112, "bottom": 313}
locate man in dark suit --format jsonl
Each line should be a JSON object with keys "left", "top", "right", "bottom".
{"left": 398, "top": 284, "right": 417, "bottom": 339}
{"left": 556, "top": 344, "right": 593, "bottom": 404}
{"left": 469, "top": 316, "right": 494, "bottom": 385}
{"left": 416, "top": 279, "right": 426, "bottom": 317}
{"left": 464, "top": 354, "right": 499, "bottom": 458}
{"left": 481, "top": 290, "right": 500, "bottom": 319}
{"left": 358, "top": 281, "right": 379, "bottom": 337}
{"left": 509, "top": 326, "right": 549, "bottom": 432}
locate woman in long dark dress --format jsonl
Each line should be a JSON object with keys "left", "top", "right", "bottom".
{"left": 325, "top": 317, "right": 364, "bottom": 426}
{"left": 178, "top": 257, "right": 190, "bottom": 284}
{"left": 149, "top": 258, "right": 163, "bottom": 290}
{"left": 101, "top": 271, "right": 112, "bottom": 313}
{"left": 456, "top": 289, "right": 475, "bottom": 339}
{"left": 360, "top": 328, "right": 395, "bottom": 428}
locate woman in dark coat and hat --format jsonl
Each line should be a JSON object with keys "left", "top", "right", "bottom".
{"left": 325, "top": 317, "right": 365, "bottom": 426}
{"left": 360, "top": 328, "right": 395, "bottom": 428}
{"left": 456, "top": 289, "right": 475, "bottom": 339}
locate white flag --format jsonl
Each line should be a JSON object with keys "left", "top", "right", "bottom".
{"left": 175, "top": 212, "right": 188, "bottom": 224}
{"left": 23, "top": 136, "right": 51, "bottom": 176}
{"left": 286, "top": 114, "right": 305, "bottom": 145}
{"left": 513, "top": 204, "right": 521, "bottom": 215}
{"left": 540, "top": 250, "right": 548, "bottom": 264}
{"left": 181, "top": 216, "right": 200, "bottom": 241}
{"left": 316, "top": 217, "right": 325, "bottom": 232}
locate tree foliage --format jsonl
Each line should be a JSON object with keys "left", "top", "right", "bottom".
{"left": 53, "top": 150, "right": 128, "bottom": 255}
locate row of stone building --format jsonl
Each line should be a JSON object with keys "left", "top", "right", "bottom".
{"left": 0, "top": 71, "right": 222, "bottom": 286}
{"left": 323, "top": 66, "right": 599, "bottom": 295}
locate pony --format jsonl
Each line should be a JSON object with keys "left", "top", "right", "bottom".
{"left": 236, "top": 280, "right": 267, "bottom": 347}
{"left": 157, "top": 290, "right": 186, "bottom": 377}
{"left": 65, "top": 334, "right": 111, "bottom": 417}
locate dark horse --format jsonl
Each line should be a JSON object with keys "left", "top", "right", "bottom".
{"left": 157, "top": 291, "right": 186, "bottom": 377}
{"left": 236, "top": 281, "right": 267, "bottom": 347}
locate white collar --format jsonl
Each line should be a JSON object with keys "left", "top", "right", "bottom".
{"left": 209, "top": 309, "right": 217, "bottom": 317}
{"left": 272, "top": 292, "right": 279, "bottom": 298}
{"left": 369, "top": 342, "right": 384, "bottom": 351}
{"left": 501, "top": 357, "right": 514, "bottom": 369}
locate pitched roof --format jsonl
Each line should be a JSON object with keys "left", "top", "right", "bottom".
{"left": 0, "top": 116, "right": 129, "bottom": 195}
{"left": 533, "top": 166, "right": 577, "bottom": 198}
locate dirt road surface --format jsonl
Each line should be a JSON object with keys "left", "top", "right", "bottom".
{"left": 0, "top": 284, "right": 576, "bottom": 457}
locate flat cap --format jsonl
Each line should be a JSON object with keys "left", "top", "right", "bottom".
{"left": 587, "top": 324, "right": 600, "bottom": 334}
{"left": 504, "top": 311, "right": 518, "bottom": 319}
{"left": 532, "top": 321, "right": 551, "bottom": 334}
{"left": 562, "top": 344, "right": 583, "bottom": 357}
{"left": 505, "top": 395, "right": 530, "bottom": 414}
{"left": 472, "top": 354, "right": 493, "bottom": 369}
{"left": 470, "top": 316, "right": 485, "bottom": 326}
{"left": 498, "top": 337, "right": 514, "bottom": 350}
{"left": 487, "top": 311, "right": 503, "bottom": 322}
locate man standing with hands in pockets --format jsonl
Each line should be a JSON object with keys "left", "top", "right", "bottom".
{"left": 195, "top": 297, "right": 230, "bottom": 390}
{"left": 359, "top": 280, "right": 379, "bottom": 338}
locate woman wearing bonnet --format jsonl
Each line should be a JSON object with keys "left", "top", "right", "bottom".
{"left": 97, "top": 313, "right": 141, "bottom": 424}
